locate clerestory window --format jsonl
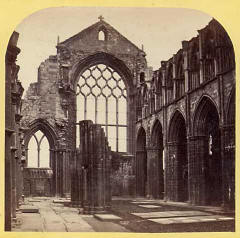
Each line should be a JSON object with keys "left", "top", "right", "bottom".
{"left": 76, "top": 63, "right": 127, "bottom": 152}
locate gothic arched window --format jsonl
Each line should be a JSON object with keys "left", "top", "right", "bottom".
{"left": 98, "top": 30, "right": 106, "bottom": 41}
{"left": 27, "top": 130, "right": 50, "bottom": 168}
{"left": 76, "top": 63, "right": 127, "bottom": 152}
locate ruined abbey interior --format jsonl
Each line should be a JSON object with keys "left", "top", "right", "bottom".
{"left": 5, "top": 15, "right": 235, "bottom": 232}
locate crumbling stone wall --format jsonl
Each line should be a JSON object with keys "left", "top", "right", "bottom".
{"left": 21, "top": 18, "right": 149, "bottom": 198}
{"left": 135, "top": 19, "right": 235, "bottom": 207}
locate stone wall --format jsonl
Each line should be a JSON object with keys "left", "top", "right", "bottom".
{"left": 135, "top": 19, "right": 235, "bottom": 207}
{"left": 5, "top": 31, "right": 25, "bottom": 231}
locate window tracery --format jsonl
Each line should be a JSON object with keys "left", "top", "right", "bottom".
{"left": 27, "top": 130, "right": 50, "bottom": 168}
{"left": 76, "top": 63, "right": 127, "bottom": 152}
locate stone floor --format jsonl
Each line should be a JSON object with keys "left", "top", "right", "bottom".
{"left": 12, "top": 197, "right": 235, "bottom": 232}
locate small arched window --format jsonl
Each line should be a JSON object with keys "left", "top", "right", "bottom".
{"left": 27, "top": 130, "right": 50, "bottom": 168}
{"left": 98, "top": 30, "right": 106, "bottom": 41}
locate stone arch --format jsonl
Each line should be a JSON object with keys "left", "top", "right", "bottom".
{"left": 168, "top": 109, "right": 186, "bottom": 142}
{"left": 193, "top": 96, "right": 222, "bottom": 205}
{"left": 24, "top": 119, "right": 58, "bottom": 150}
{"left": 167, "top": 110, "right": 188, "bottom": 202}
{"left": 72, "top": 52, "right": 134, "bottom": 91}
{"left": 136, "top": 127, "right": 147, "bottom": 197}
{"left": 72, "top": 51, "right": 135, "bottom": 153}
{"left": 149, "top": 120, "right": 164, "bottom": 198}
{"left": 193, "top": 95, "right": 220, "bottom": 136}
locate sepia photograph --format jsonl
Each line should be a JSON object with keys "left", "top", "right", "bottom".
{"left": 4, "top": 6, "right": 235, "bottom": 233}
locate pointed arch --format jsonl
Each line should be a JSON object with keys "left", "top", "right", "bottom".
{"left": 167, "top": 109, "right": 188, "bottom": 202}
{"left": 192, "top": 95, "right": 222, "bottom": 205}
{"left": 24, "top": 119, "right": 58, "bottom": 150}
{"left": 168, "top": 109, "right": 186, "bottom": 143}
{"left": 136, "top": 127, "right": 146, "bottom": 151}
{"left": 150, "top": 119, "right": 164, "bottom": 199}
{"left": 24, "top": 119, "right": 57, "bottom": 169}
{"left": 72, "top": 52, "right": 135, "bottom": 153}
{"left": 151, "top": 119, "right": 163, "bottom": 148}
{"left": 72, "top": 52, "right": 134, "bottom": 91}
{"left": 136, "top": 127, "right": 147, "bottom": 196}
{"left": 193, "top": 95, "right": 219, "bottom": 136}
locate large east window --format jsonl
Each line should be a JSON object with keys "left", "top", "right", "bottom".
{"left": 76, "top": 63, "right": 127, "bottom": 152}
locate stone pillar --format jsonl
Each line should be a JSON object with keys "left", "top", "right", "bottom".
{"left": 188, "top": 135, "right": 207, "bottom": 205}
{"left": 61, "top": 150, "right": 70, "bottom": 197}
{"left": 72, "top": 120, "right": 111, "bottom": 213}
{"left": 146, "top": 147, "right": 164, "bottom": 199}
{"left": 135, "top": 150, "right": 147, "bottom": 197}
{"left": 166, "top": 143, "right": 178, "bottom": 201}
{"left": 221, "top": 125, "right": 235, "bottom": 209}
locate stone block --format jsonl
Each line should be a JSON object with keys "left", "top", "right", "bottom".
{"left": 20, "top": 205, "right": 39, "bottom": 213}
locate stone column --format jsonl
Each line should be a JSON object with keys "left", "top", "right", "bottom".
{"left": 146, "top": 147, "right": 164, "bottom": 199}
{"left": 221, "top": 125, "right": 235, "bottom": 209}
{"left": 166, "top": 143, "right": 178, "bottom": 201}
{"left": 188, "top": 135, "right": 207, "bottom": 205}
{"left": 135, "top": 150, "right": 147, "bottom": 197}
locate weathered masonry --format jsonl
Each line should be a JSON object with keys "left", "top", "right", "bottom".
{"left": 5, "top": 32, "right": 25, "bottom": 231}
{"left": 135, "top": 19, "right": 235, "bottom": 207}
{"left": 19, "top": 17, "right": 235, "bottom": 210}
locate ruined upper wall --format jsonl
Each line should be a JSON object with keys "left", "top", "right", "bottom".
{"left": 57, "top": 19, "right": 147, "bottom": 89}
{"left": 136, "top": 19, "right": 235, "bottom": 121}
{"left": 21, "top": 19, "right": 149, "bottom": 149}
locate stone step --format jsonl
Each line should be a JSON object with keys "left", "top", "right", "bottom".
{"left": 20, "top": 205, "right": 39, "bottom": 213}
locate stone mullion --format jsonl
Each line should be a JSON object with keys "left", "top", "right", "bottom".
{"left": 106, "top": 143, "right": 112, "bottom": 207}
{"left": 116, "top": 99, "right": 119, "bottom": 152}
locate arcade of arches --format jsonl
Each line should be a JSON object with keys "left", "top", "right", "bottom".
{"left": 5, "top": 17, "right": 235, "bottom": 231}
